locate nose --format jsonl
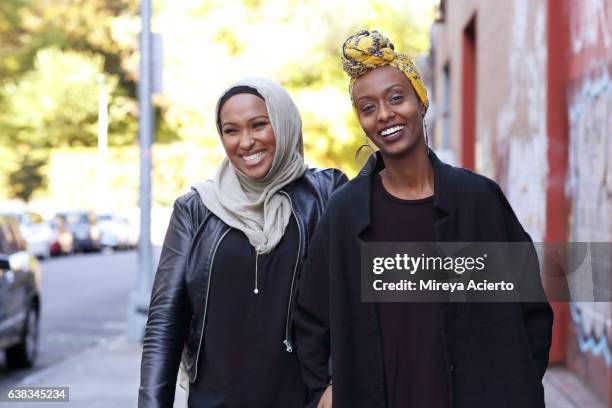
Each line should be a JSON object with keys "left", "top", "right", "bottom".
{"left": 377, "top": 103, "right": 395, "bottom": 122}
{"left": 238, "top": 130, "right": 255, "bottom": 150}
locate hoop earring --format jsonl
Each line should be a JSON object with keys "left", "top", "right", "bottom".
{"left": 423, "top": 119, "right": 430, "bottom": 156}
{"left": 355, "top": 135, "right": 376, "bottom": 175}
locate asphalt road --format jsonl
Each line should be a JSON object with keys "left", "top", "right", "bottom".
{"left": 0, "top": 248, "right": 149, "bottom": 390}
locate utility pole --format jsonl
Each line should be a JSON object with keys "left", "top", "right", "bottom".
{"left": 96, "top": 74, "right": 108, "bottom": 213}
{"left": 128, "top": 0, "right": 153, "bottom": 343}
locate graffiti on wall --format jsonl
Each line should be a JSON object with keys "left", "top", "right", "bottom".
{"left": 570, "top": 302, "right": 612, "bottom": 367}
{"left": 566, "top": 69, "right": 612, "bottom": 366}
{"left": 567, "top": 69, "right": 612, "bottom": 241}
{"left": 570, "top": 0, "right": 611, "bottom": 54}
{"left": 487, "top": 0, "right": 547, "bottom": 241}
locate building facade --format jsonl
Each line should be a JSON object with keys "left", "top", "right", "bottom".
{"left": 429, "top": 0, "right": 612, "bottom": 403}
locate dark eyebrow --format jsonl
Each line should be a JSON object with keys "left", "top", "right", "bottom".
{"left": 221, "top": 115, "right": 269, "bottom": 128}
{"left": 355, "top": 83, "right": 404, "bottom": 104}
{"left": 249, "top": 115, "right": 269, "bottom": 122}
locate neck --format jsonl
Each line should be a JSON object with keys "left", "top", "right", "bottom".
{"left": 379, "top": 145, "right": 434, "bottom": 200}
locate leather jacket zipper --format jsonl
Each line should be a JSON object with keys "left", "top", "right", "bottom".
{"left": 193, "top": 228, "right": 230, "bottom": 382}
{"left": 280, "top": 191, "right": 302, "bottom": 353}
{"left": 193, "top": 191, "right": 300, "bottom": 382}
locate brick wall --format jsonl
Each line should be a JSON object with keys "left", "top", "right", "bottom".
{"left": 433, "top": 0, "right": 547, "bottom": 241}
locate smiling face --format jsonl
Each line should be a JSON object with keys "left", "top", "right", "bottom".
{"left": 219, "top": 93, "right": 276, "bottom": 180}
{"left": 352, "top": 65, "right": 425, "bottom": 158}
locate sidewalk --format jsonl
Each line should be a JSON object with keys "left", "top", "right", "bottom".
{"left": 6, "top": 336, "right": 185, "bottom": 407}
{"left": 2, "top": 334, "right": 607, "bottom": 407}
{"left": 543, "top": 366, "right": 608, "bottom": 408}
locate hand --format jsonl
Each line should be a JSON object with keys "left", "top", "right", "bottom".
{"left": 317, "top": 385, "right": 332, "bottom": 408}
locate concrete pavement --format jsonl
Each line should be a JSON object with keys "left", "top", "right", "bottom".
{"left": 0, "top": 334, "right": 606, "bottom": 407}
{"left": 4, "top": 336, "right": 185, "bottom": 408}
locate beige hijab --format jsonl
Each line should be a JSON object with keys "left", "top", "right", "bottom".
{"left": 193, "top": 77, "right": 307, "bottom": 254}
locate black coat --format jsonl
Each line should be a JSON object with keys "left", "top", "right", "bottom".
{"left": 294, "top": 151, "right": 553, "bottom": 408}
{"left": 139, "top": 168, "right": 347, "bottom": 408}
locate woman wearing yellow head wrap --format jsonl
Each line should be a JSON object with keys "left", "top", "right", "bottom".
{"left": 342, "top": 29, "right": 429, "bottom": 116}
{"left": 294, "top": 29, "right": 552, "bottom": 408}
{"left": 340, "top": 29, "right": 432, "bottom": 173}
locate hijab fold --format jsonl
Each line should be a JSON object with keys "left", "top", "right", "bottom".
{"left": 193, "top": 78, "right": 306, "bottom": 254}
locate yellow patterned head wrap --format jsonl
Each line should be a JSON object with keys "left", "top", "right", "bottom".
{"left": 341, "top": 29, "right": 429, "bottom": 116}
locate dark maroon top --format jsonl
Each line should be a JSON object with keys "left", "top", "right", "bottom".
{"left": 364, "top": 173, "right": 449, "bottom": 408}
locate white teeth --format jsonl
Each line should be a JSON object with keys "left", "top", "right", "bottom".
{"left": 380, "top": 125, "right": 405, "bottom": 137}
{"left": 243, "top": 151, "right": 266, "bottom": 162}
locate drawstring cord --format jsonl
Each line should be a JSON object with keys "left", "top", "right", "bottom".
{"left": 254, "top": 250, "right": 260, "bottom": 294}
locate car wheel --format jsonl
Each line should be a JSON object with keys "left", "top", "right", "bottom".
{"left": 6, "top": 305, "right": 39, "bottom": 369}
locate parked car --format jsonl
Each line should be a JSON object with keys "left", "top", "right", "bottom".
{"left": 48, "top": 216, "right": 74, "bottom": 256}
{"left": 0, "top": 215, "right": 41, "bottom": 369}
{"left": 0, "top": 211, "right": 53, "bottom": 259}
{"left": 97, "top": 213, "right": 134, "bottom": 250}
{"left": 55, "top": 211, "right": 101, "bottom": 253}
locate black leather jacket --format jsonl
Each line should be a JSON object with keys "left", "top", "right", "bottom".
{"left": 139, "top": 168, "right": 347, "bottom": 407}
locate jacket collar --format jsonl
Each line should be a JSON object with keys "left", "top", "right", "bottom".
{"left": 352, "top": 149, "right": 456, "bottom": 237}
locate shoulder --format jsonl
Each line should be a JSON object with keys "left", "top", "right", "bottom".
{"left": 324, "top": 172, "right": 367, "bottom": 213}
{"left": 443, "top": 164, "right": 504, "bottom": 201}
{"left": 302, "top": 167, "right": 347, "bottom": 187}
{"left": 173, "top": 188, "right": 210, "bottom": 227}
{"left": 174, "top": 189, "right": 201, "bottom": 209}
{"left": 298, "top": 167, "right": 348, "bottom": 197}
{"left": 440, "top": 163, "right": 529, "bottom": 239}
{"left": 441, "top": 164, "right": 518, "bottom": 216}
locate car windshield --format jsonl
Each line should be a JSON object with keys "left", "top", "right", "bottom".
{"left": 64, "top": 213, "right": 89, "bottom": 225}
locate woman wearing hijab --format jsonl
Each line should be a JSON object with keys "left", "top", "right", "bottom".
{"left": 294, "top": 30, "right": 553, "bottom": 408}
{"left": 138, "top": 77, "right": 347, "bottom": 408}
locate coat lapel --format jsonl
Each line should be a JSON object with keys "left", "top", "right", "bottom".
{"left": 428, "top": 150, "right": 456, "bottom": 241}
{"left": 351, "top": 149, "right": 457, "bottom": 240}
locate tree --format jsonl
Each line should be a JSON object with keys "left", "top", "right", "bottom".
{"left": 6, "top": 146, "right": 47, "bottom": 202}
{"left": 166, "top": 0, "right": 436, "bottom": 176}
{"left": 0, "top": 47, "right": 136, "bottom": 148}
{"left": 0, "top": 0, "right": 437, "bottom": 203}
{"left": 0, "top": 0, "right": 139, "bottom": 92}
{"left": 0, "top": 0, "right": 141, "bottom": 200}
{"left": 0, "top": 47, "right": 139, "bottom": 201}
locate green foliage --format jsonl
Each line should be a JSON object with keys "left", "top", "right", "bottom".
{"left": 213, "top": 28, "right": 245, "bottom": 56}
{"left": 0, "top": 0, "right": 437, "bottom": 204}
{"left": 0, "top": 0, "right": 144, "bottom": 200}
{"left": 242, "top": 0, "right": 264, "bottom": 9}
{"left": 0, "top": 0, "right": 33, "bottom": 78}
{"left": 184, "top": 0, "right": 435, "bottom": 177}
{"left": 0, "top": 0, "right": 138, "bottom": 86}
{"left": 0, "top": 45, "right": 140, "bottom": 200}
{"left": 6, "top": 146, "right": 48, "bottom": 202}
{"left": 0, "top": 47, "right": 136, "bottom": 148}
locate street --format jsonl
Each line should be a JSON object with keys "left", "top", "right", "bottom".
{"left": 0, "top": 249, "right": 142, "bottom": 391}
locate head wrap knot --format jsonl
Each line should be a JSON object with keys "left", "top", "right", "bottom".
{"left": 341, "top": 29, "right": 429, "bottom": 115}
